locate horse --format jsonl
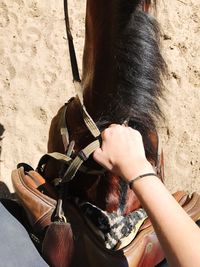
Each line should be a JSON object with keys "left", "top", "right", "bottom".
{"left": 30, "top": 0, "right": 167, "bottom": 264}
{"left": 7, "top": 1, "right": 200, "bottom": 267}
{"left": 46, "top": 0, "right": 166, "bottom": 216}
{"left": 8, "top": 0, "right": 172, "bottom": 266}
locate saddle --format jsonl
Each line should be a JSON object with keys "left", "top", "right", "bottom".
{"left": 12, "top": 166, "right": 200, "bottom": 267}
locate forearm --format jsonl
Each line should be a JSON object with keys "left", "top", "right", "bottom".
{"left": 132, "top": 175, "right": 200, "bottom": 267}
{"left": 93, "top": 125, "right": 200, "bottom": 266}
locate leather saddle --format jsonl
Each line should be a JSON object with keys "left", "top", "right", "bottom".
{"left": 12, "top": 166, "right": 200, "bottom": 267}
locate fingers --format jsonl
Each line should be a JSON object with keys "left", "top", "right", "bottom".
{"left": 93, "top": 147, "right": 102, "bottom": 162}
{"left": 101, "top": 124, "right": 119, "bottom": 140}
{"left": 101, "top": 124, "right": 141, "bottom": 143}
{"left": 108, "top": 123, "right": 118, "bottom": 128}
{"left": 93, "top": 124, "right": 145, "bottom": 178}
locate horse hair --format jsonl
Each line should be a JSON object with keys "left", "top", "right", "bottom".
{"left": 96, "top": 0, "right": 167, "bottom": 161}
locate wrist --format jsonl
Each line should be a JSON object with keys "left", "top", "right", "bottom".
{"left": 129, "top": 173, "right": 158, "bottom": 190}
{"left": 124, "top": 160, "right": 155, "bottom": 183}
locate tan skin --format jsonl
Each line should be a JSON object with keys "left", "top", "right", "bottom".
{"left": 93, "top": 124, "right": 200, "bottom": 267}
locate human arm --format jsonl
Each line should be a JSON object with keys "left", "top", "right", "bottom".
{"left": 93, "top": 124, "right": 200, "bottom": 267}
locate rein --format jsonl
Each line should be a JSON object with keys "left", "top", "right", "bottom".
{"left": 45, "top": 0, "right": 103, "bottom": 184}
{"left": 37, "top": 1, "right": 103, "bottom": 185}
{"left": 63, "top": 0, "right": 100, "bottom": 140}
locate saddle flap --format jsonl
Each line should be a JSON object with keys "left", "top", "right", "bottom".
{"left": 12, "top": 167, "right": 57, "bottom": 232}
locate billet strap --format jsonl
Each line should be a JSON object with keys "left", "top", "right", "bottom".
{"left": 148, "top": 130, "right": 164, "bottom": 182}
{"left": 155, "top": 132, "right": 164, "bottom": 182}
{"left": 157, "top": 149, "right": 164, "bottom": 182}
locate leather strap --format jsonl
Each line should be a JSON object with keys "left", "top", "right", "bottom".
{"left": 64, "top": 0, "right": 80, "bottom": 83}
{"left": 63, "top": 0, "right": 100, "bottom": 139}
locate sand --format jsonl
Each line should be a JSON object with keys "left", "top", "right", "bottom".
{"left": 0, "top": 0, "right": 199, "bottom": 193}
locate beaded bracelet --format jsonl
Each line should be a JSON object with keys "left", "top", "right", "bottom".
{"left": 129, "top": 173, "right": 158, "bottom": 190}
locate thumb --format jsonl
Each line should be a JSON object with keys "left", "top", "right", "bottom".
{"left": 93, "top": 147, "right": 104, "bottom": 164}
{"left": 93, "top": 147, "right": 109, "bottom": 170}
{"left": 93, "top": 148, "right": 113, "bottom": 172}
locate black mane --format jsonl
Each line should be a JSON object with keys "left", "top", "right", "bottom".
{"left": 96, "top": 0, "right": 166, "bottom": 160}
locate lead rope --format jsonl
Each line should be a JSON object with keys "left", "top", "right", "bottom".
{"left": 63, "top": 0, "right": 100, "bottom": 139}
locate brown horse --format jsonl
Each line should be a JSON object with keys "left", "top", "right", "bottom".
{"left": 11, "top": 1, "right": 200, "bottom": 267}
{"left": 46, "top": 0, "right": 165, "bottom": 212}
{"left": 3, "top": 2, "right": 200, "bottom": 267}
{"left": 43, "top": 0, "right": 166, "bottom": 261}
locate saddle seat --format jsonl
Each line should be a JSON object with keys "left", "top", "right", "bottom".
{"left": 12, "top": 167, "right": 200, "bottom": 267}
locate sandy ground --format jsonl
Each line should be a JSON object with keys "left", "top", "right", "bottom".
{"left": 0, "top": 0, "right": 199, "bottom": 194}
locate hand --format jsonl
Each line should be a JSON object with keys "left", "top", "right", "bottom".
{"left": 93, "top": 124, "right": 154, "bottom": 182}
